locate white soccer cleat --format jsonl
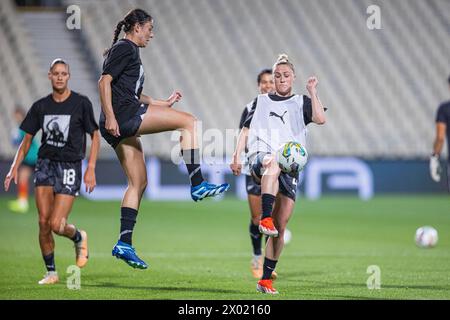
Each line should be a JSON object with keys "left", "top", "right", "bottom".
{"left": 38, "top": 271, "right": 59, "bottom": 285}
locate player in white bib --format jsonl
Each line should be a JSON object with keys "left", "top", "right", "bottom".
{"left": 238, "top": 69, "right": 278, "bottom": 279}
{"left": 231, "top": 54, "right": 326, "bottom": 294}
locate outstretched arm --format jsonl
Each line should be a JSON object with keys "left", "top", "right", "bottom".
{"left": 4, "top": 134, "right": 33, "bottom": 191}
{"left": 140, "top": 91, "right": 182, "bottom": 108}
{"left": 306, "top": 76, "right": 326, "bottom": 125}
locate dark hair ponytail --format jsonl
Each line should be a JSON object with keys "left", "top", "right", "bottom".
{"left": 112, "top": 20, "right": 126, "bottom": 46}
{"left": 103, "top": 9, "right": 152, "bottom": 57}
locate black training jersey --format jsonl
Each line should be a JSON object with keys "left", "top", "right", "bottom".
{"left": 436, "top": 100, "right": 450, "bottom": 162}
{"left": 101, "top": 38, "right": 145, "bottom": 124}
{"left": 20, "top": 91, "right": 99, "bottom": 162}
{"left": 242, "top": 94, "right": 313, "bottom": 128}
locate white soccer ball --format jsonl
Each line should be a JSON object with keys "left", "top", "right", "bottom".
{"left": 283, "top": 228, "right": 292, "bottom": 245}
{"left": 276, "top": 141, "right": 308, "bottom": 175}
{"left": 415, "top": 226, "right": 438, "bottom": 248}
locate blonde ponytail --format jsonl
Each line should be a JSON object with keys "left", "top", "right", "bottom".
{"left": 273, "top": 53, "right": 295, "bottom": 74}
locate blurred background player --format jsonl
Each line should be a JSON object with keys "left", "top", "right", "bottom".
{"left": 231, "top": 54, "right": 326, "bottom": 294}
{"left": 4, "top": 58, "right": 100, "bottom": 285}
{"left": 8, "top": 106, "right": 39, "bottom": 213}
{"left": 430, "top": 75, "right": 450, "bottom": 192}
{"left": 98, "top": 9, "right": 229, "bottom": 270}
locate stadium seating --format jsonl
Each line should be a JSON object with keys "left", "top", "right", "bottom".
{"left": 0, "top": 0, "right": 449, "bottom": 159}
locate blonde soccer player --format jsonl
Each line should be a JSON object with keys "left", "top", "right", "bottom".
{"left": 231, "top": 54, "right": 326, "bottom": 294}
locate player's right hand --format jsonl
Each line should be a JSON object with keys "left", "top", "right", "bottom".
{"left": 230, "top": 158, "right": 242, "bottom": 176}
{"left": 4, "top": 167, "right": 18, "bottom": 191}
{"left": 167, "top": 90, "right": 182, "bottom": 107}
{"left": 429, "top": 154, "right": 441, "bottom": 182}
{"left": 105, "top": 116, "right": 120, "bottom": 137}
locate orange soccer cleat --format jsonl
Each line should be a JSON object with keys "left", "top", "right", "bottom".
{"left": 256, "top": 279, "right": 279, "bottom": 294}
{"left": 259, "top": 217, "right": 278, "bottom": 237}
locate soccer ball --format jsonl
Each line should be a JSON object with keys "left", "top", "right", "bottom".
{"left": 415, "top": 226, "right": 438, "bottom": 248}
{"left": 276, "top": 141, "right": 308, "bottom": 175}
{"left": 283, "top": 228, "right": 292, "bottom": 245}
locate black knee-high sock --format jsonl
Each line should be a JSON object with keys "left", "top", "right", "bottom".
{"left": 71, "top": 229, "right": 82, "bottom": 243}
{"left": 119, "top": 207, "right": 137, "bottom": 245}
{"left": 43, "top": 253, "right": 56, "bottom": 272}
{"left": 249, "top": 222, "right": 262, "bottom": 256}
{"left": 262, "top": 257, "right": 278, "bottom": 280}
{"left": 261, "top": 194, "right": 276, "bottom": 219}
{"left": 181, "top": 149, "right": 204, "bottom": 187}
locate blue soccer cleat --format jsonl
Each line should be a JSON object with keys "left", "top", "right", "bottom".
{"left": 112, "top": 240, "right": 148, "bottom": 269}
{"left": 190, "top": 181, "right": 230, "bottom": 202}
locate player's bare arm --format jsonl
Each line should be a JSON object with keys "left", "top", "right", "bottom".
{"left": 4, "top": 133, "right": 33, "bottom": 191}
{"left": 306, "top": 76, "right": 326, "bottom": 125}
{"left": 430, "top": 122, "right": 446, "bottom": 182}
{"left": 98, "top": 74, "right": 120, "bottom": 137}
{"left": 84, "top": 130, "right": 101, "bottom": 194}
{"left": 231, "top": 127, "right": 249, "bottom": 176}
{"left": 139, "top": 91, "right": 182, "bottom": 107}
{"left": 433, "top": 123, "right": 446, "bottom": 156}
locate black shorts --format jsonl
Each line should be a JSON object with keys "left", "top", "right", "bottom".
{"left": 250, "top": 152, "right": 299, "bottom": 201}
{"left": 100, "top": 104, "right": 148, "bottom": 149}
{"left": 246, "top": 174, "right": 261, "bottom": 196}
{"left": 34, "top": 158, "right": 82, "bottom": 197}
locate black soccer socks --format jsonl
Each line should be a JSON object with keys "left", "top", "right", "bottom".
{"left": 119, "top": 207, "right": 138, "bottom": 245}
{"left": 181, "top": 149, "right": 204, "bottom": 187}
{"left": 249, "top": 222, "right": 262, "bottom": 256}
{"left": 262, "top": 257, "right": 278, "bottom": 280}
{"left": 43, "top": 253, "right": 56, "bottom": 272}
{"left": 261, "top": 193, "right": 276, "bottom": 219}
{"left": 71, "top": 229, "right": 82, "bottom": 243}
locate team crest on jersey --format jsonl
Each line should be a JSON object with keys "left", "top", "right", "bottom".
{"left": 43, "top": 115, "right": 70, "bottom": 147}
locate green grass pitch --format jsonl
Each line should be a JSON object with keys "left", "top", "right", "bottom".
{"left": 0, "top": 195, "right": 449, "bottom": 300}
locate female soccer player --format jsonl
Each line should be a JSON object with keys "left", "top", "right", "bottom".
{"left": 98, "top": 9, "right": 229, "bottom": 270}
{"left": 8, "top": 107, "right": 39, "bottom": 213}
{"left": 231, "top": 54, "right": 326, "bottom": 294}
{"left": 238, "top": 69, "right": 277, "bottom": 279}
{"left": 4, "top": 59, "right": 100, "bottom": 285}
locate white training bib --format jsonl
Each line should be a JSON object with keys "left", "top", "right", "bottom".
{"left": 247, "top": 94, "right": 307, "bottom": 161}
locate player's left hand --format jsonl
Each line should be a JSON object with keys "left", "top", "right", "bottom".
{"left": 84, "top": 168, "right": 96, "bottom": 193}
{"left": 230, "top": 156, "right": 242, "bottom": 176}
{"left": 167, "top": 91, "right": 182, "bottom": 107}
{"left": 4, "top": 167, "right": 18, "bottom": 192}
{"left": 306, "top": 76, "right": 318, "bottom": 95}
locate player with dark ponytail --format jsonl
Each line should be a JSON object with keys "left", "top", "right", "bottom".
{"left": 98, "top": 9, "right": 229, "bottom": 270}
